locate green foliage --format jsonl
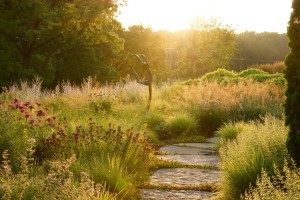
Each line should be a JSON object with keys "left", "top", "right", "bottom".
{"left": 238, "top": 68, "right": 269, "bottom": 77}
{"left": 201, "top": 68, "right": 285, "bottom": 86}
{"left": 243, "top": 160, "right": 300, "bottom": 200}
{"left": 284, "top": 0, "right": 300, "bottom": 166}
{"left": 219, "top": 116, "right": 288, "bottom": 199}
{"left": 201, "top": 68, "right": 237, "bottom": 83}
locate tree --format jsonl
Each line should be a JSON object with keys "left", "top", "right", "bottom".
{"left": 0, "top": 0, "right": 125, "bottom": 87}
{"left": 174, "top": 18, "right": 236, "bottom": 79}
{"left": 285, "top": 0, "right": 300, "bottom": 166}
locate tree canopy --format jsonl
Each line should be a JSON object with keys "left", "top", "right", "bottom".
{"left": 0, "top": 0, "right": 125, "bottom": 87}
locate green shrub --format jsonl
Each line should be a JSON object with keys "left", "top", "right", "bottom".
{"left": 238, "top": 68, "right": 269, "bottom": 78}
{"left": 219, "top": 116, "right": 288, "bottom": 199}
{"left": 201, "top": 68, "right": 237, "bottom": 83}
{"left": 267, "top": 76, "right": 286, "bottom": 87}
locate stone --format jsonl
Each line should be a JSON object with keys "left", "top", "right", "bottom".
{"left": 141, "top": 189, "right": 215, "bottom": 200}
{"left": 207, "top": 137, "right": 219, "bottom": 144}
{"left": 159, "top": 145, "right": 217, "bottom": 155}
{"left": 157, "top": 154, "right": 219, "bottom": 167}
{"left": 175, "top": 143, "right": 216, "bottom": 149}
{"left": 150, "top": 168, "right": 220, "bottom": 186}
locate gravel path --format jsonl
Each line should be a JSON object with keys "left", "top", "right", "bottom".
{"left": 140, "top": 137, "right": 220, "bottom": 200}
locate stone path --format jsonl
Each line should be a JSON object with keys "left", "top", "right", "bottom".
{"left": 141, "top": 137, "right": 220, "bottom": 200}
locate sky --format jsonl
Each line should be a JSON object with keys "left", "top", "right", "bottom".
{"left": 117, "top": 0, "right": 293, "bottom": 33}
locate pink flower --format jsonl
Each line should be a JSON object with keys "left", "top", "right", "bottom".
{"left": 35, "top": 110, "right": 47, "bottom": 116}
{"left": 24, "top": 112, "right": 31, "bottom": 118}
{"left": 36, "top": 102, "right": 42, "bottom": 106}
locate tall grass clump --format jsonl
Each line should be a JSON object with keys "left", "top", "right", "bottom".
{"left": 165, "top": 113, "right": 198, "bottom": 138}
{"left": 192, "top": 100, "right": 228, "bottom": 137}
{"left": 242, "top": 160, "right": 300, "bottom": 200}
{"left": 216, "top": 121, "right": 245, "bottom": 146}
{"left": 219, "top": 116, "right": 288, "bottom": 199}
{"left": 142, "top": 112, "right": 198, "bottom": 140}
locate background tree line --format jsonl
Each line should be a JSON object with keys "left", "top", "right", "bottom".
{"left": 0, "top": 1, "right": 289, "bottom": 88}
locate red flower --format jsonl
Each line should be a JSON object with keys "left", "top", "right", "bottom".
{"left": 13, "top": 98, "right": 19, "bottom": 103}
{"left": 36, "top": 102, "right": 42, "bottom": 106}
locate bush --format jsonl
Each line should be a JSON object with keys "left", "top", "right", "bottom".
{"left": 238, "top": 68, "right": 269, "bottom": 78}
{"left": 219, "top": 116, "right": 288, "bottom": 199}
{"left": 201, "top": 68, "right": 237, "bottom": 83}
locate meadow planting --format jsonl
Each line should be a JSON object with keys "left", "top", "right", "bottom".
{"left": 0, "top": 69, "right": 289, "bottom": 199}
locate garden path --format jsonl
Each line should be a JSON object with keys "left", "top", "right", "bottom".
{"left": 140, "top": 137, "right": 220, "bottom": 200}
